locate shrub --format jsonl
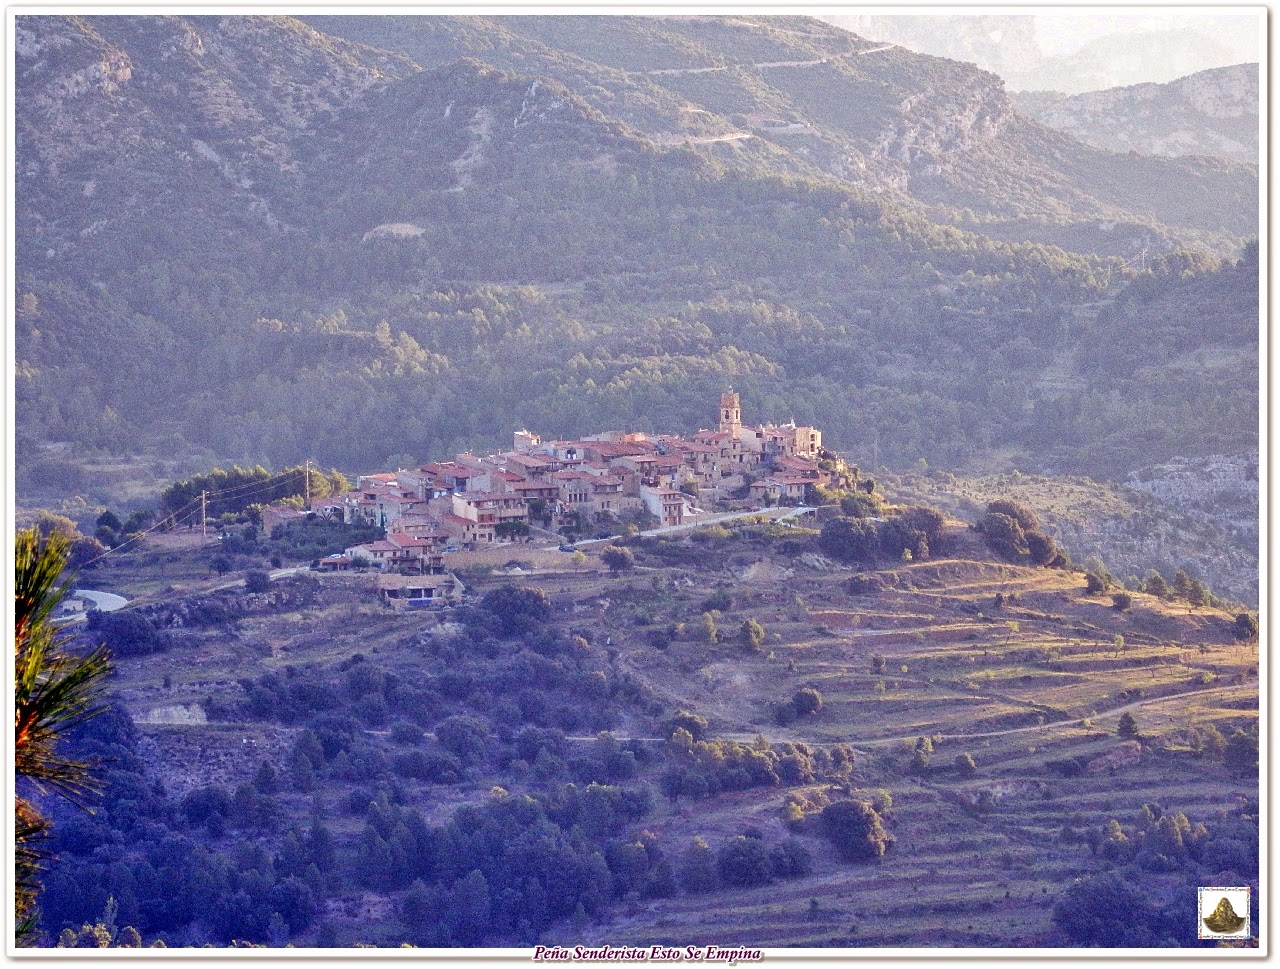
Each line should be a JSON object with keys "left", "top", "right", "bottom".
{"left": 245, "top": 570, "right": 271, "bottom": 594}
{"left": 740, "top": 619, "right": 766, "bottom": 652}
{"left": 1233, "top": 613, "right": 1259, "bottom": 641}
{"left": 792, "top": 687, "right": 823, "bottom": 716}
{"left": 716, "top": 836, "right": 774, "bottom": 887}
{"left": 435, "top": 715, "right": 492, "bottom": 766}
{"left": 1111, "top": 591, "right": 1133, "bottom": 611}
{"left": 601, "top": 545, "right": 636, "bottom": 573}
{"left": 690, "top": 525, "right": 731, "bottom": 543}
{"left": 819, "top": 800, "right": 894, "bottom": 862}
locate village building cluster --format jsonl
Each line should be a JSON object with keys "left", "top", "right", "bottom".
{"left": 262, "top": 392, "right": 839, "bottom": 592}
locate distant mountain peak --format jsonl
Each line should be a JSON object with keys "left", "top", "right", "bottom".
{"left": 1012, "top": 62, "right": 1258, "bottom": 162}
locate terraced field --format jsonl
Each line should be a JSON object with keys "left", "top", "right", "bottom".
{"left": 560, "top": 526, "right": 1257, "bottom": 947}
{"left": 94, "top": 519, "right": 1256, "bottom": 949}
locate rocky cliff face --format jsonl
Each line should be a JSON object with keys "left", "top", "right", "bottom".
{"left": 15, "top": 15, "right": 416, "bottom": 259}
{"left": 874, "top": 67, "right": 1012, "bottom": 166}
{"left": 1013, "top": 63, "right": 1258, "bottom": 162}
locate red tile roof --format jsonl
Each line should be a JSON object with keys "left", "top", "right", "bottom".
{"left": 507, "top": 453, "right": 552, "bottom": 467}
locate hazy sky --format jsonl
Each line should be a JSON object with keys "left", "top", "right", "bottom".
{"left": 823, "top": 8, "right": 1262, "bottom": 92}
{"left": 1031, "top": 11, "right": 1261, "bottom": 59}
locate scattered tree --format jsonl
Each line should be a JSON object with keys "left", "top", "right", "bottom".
{"left": 791, "top": 687, "right": 823, "bottom": 716}
{"left": 480, "top": 586, "right": 551, "bottom": 636}
{"left": 819, "top": 800, "right": 894, "bottom": 862}
{"left": 818, "top": 516, "right": 881, "bottom": 564}
{"left": 700, "top": 612, "right": 719, "bottom": 645}
{"left": 1052, "top": 873, "right": 1151, "bottom": 946}
{"left": 1143, "top": 571, "right": 1171, "bottom": 598}
{"left": 680, "top": 837, "right": 718, "bottom": 894}
{"left": 600, "top": 545, "right": 635, "bottom": 574}
{"left": 716, "top": 836, "right": 774, "bottom": 888}
{"left": 1224, "top": 728, "right": 1258, "bottom": 777}
{"left": 978, "top": 512, "right": 1029, "bottom": 560}
{"left": 1117, "top": 712, "right": 1139, "bottom": 739}
{"left": 1085, "top": 572, "right": 1110, "bottom": 595}
{"left": 1233, "top": 613, "right": 1259, "bottom": 642}
{"left": 910, "top": 736, "right": 933, "bottom": 773}
{"left": 245, "top": 570, "right": 271, "bottom": 594}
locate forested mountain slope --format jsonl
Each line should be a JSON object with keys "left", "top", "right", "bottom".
{"left": 15, "top": 14, "right": 1257, "bottom": 526}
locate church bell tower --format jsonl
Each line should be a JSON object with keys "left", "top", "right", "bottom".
{"left": 719, "top": 390, "right": 742, "bottom": 436}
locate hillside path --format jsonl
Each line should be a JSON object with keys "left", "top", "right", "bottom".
{"left": 641, "top": 43, "right": 896, "bottom": 77}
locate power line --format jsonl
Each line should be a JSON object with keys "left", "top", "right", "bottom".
{"left": 77, "top": 494, "right": 204, "bottom": 568}
{"left": 163, "top": 466, "right": 309, "bottom": 506}
{"left": 80, "top": 466, "right": 317, "bottom": 569}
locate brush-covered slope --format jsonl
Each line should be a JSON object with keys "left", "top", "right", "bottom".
{"left": 303, "top": 13, "right": 1257, "bottom": 258}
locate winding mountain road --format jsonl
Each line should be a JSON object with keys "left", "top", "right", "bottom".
{"left": 642, "top": 43, "right": 896, "bottom": 77}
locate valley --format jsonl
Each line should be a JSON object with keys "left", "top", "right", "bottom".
{"left": 38, "top": 502, "right": 1259, "bottom": 948}
{"left": 11, "top": 11, "right": 1261, "bottom": 955}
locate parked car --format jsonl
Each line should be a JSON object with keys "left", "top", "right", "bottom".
{"left": 558, "top": 544, "right": 575, "bottom": 552}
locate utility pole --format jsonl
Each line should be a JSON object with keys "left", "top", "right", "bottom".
{"left": 201, "top": 490, "right": 207, "bottom": 540}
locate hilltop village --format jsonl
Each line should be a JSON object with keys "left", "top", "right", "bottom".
{"left": 263, "top": 393, "right": 845, "bottom": 584}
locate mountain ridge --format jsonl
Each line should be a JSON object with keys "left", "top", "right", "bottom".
{"left": 14, "top": 14, "right": 1257, "bottom": 537}
{"left": 1013, "top": 63, "right": 1258, "bottom": 163}
{"left": 306, "top": 15, "right": 1257, "bottom": 257}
